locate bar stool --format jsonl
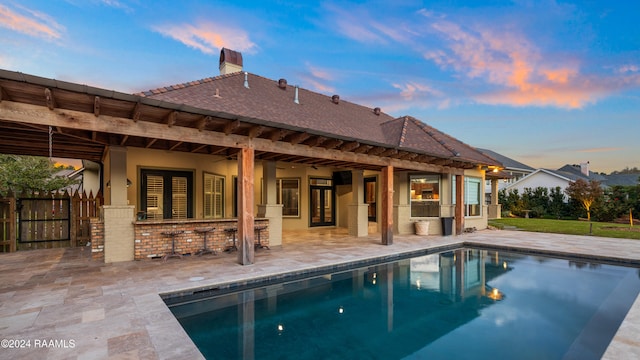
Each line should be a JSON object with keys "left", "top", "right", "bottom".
{"left": 161, "top": 230, "right": 184, "bottom": 261}
{"left": 194, "top": 227, "right": 216, "bottom": 256}
{"left": 224, "top": 227, "right": 238, "bottom": 252}
{"left": 254, "top": 226, "right": 269, "bottom": 250}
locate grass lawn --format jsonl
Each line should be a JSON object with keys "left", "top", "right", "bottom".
{"left": 489, "top": 218, "right": 640, "bottom": 240}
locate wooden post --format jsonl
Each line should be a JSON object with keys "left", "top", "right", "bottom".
{"left": 381, "top": 165, "right": 393, "bottom": 245}
{"left": 455, "top": 174, "right": 464, "bottom": 235}
{"left": 237, "top": 147, "right": 255, "bottom": 265}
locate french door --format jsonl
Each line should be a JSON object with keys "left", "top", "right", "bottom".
{"left": 309, "top": 178, "right": 335, "bottom": 227}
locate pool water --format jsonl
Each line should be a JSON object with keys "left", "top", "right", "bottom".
{"left": 168, "top": 248, "right": 640, "bottom": 359}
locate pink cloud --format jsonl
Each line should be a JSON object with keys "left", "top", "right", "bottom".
{"left": 424, "top": 19, "right": 616, "bottom": 109}
{"left": 299, "top": 63, "right": 336, "bottom": 94}
{"left": 0, "top": 4, "right": 64, "bottom": 40}
{"left": 153, "top": 21, "right": 256, "bottom": 55}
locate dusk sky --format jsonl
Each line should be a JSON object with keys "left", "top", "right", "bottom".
{"left": 1, "top": 1, "right": 638, "bottom": 173}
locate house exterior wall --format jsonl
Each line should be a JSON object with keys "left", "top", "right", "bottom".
{"left": 101, "top": 147, "right": 491, "bottom": 239}
{"left": 464, "top": 168, "right": 488, "bottom": 231}
{"left": 505, "top": 171, "right": 569, "bottom": 195}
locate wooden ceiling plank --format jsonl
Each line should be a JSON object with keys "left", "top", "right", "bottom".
{"left": 191, "top": 144, "right": 208, "bottom": 153}
{"left": 169, "top": 141, "right": 183, "bottom": 151}
{"left": 145, "top": 138, "right": 157, "bottom": 148}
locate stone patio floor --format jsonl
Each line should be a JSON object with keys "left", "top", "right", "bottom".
{"left": 1, "top": 228, "right": 639, "bottom": 359}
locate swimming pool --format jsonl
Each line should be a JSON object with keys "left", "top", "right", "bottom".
{"left": 167, "top": 248, "right": 640, "bottom": 359}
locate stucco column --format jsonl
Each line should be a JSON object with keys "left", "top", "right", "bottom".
{"left": 348, "top": 170, "right": 368, "bottom": 237}
{"left": 393, "top": 172, "right": 412, "bottom": 235}
{"left": 237, "top": 147, "right": 255, "bottom": 265}
{"left": 488, "top": 178, "right": 502, "bottom": 219}
{"left": 257, "top": 161, "right": 283, "bottom": 246}
{"left": 103, "top": 146, "right": 134, "bottom": 263}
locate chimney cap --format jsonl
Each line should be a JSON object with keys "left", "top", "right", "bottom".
{"left": 219, "top": 48, "right": 243, "bottom": 67}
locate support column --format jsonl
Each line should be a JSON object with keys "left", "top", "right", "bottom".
{"left": 238, "top": 147, "right": 255, "bottom": 265}
{"left": 393, "top": 172, "right": 412, "bottom": 235}
{"left": 257, "top": 161, "right": 283, "bottom": 246}
{"left": 455, "top": 174, "right": 464, "bottom": 235}
{"left": 103, "top": 146, "right": 134, "bottom": 263}
{"left": 348, "top": 170, "right": 368, "bottom": 237}
{"left": 488, "top": 178, "right": 501, "bottom": 219}
{"left": 381, "top": 166, "right": 393, "bottom": 245}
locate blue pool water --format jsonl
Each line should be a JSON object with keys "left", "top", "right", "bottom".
{"left": 167, "top": 248, "right": 640, "bottom": 359}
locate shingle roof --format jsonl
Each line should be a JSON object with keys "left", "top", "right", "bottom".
{"left": 138, "top": 72, "right": 500, "bottom": 167}
{"left": 476, "top": 148, "right": 534, "bottom": 172}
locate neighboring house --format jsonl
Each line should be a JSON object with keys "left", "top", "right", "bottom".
{"left": 0, "top": 48, "right": 502, "bottom": 264}
{"left": 55, "top": 160, "right": 102, "bottom": 195}
{"left": 505, "top": 162, "right": 613, "bottom": 199}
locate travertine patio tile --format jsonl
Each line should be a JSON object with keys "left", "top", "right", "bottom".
{"left": 1, "top": 229, "right": 639, "bottom": 359}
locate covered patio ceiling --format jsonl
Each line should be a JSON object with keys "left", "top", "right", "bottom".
{"left": 0, "top": 70, "right": 479, "bottom": 173}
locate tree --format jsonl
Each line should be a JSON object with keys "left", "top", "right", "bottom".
{"left": 564, "top": 179, "right": 604, "bottom": 221}
{"left": 0, "top": 155, "right": 76, "bottom": 195}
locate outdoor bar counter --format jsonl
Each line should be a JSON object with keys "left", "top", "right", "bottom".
{"left": 132, "top": 218, "right": 269, "bottom": 260}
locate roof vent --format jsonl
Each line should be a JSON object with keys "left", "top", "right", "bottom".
{"left": 213, "top": 88, "right": 221, "bottom": 98}
{"left": 294, "top": 86, "right": 300, "bottom": 104}
{"left": 331, "top": 95, "right": 340, "bottom": 104}
{"left": 278, "top": 78, "right": 287, "bottom": 89}
{"left": 373, "top": 107, "right": 381, "bottom": 115}
{"left": 243, "top": 72, "right": 249, "bottom": 89}
{"left": 219, "top": 48, "right": 243, "bottom": 75}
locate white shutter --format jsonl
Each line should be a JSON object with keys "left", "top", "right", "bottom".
{"left": 172, "top": 177, "right": 188, "bottom": 219}
{"left": 146, "top": 176, "right": 163, "bottom": 219}
{"left": 465, "top": 178, "right": 481, "bottom": 205}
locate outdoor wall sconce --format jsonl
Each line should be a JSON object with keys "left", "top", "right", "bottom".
{"left": 106, "top": 179, "right": 132, "bottom": 188}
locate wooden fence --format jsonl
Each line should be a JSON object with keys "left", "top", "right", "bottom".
{"left": 0, "top": 190, "right": 102, "bottom": 252}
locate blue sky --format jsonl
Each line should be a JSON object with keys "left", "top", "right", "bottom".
{"left": 1, "top": 0, "right": 638, "bottom": 173}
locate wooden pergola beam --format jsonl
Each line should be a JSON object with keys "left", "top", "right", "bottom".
{"left": 248, "top": 125, "right": 263, "bottom": 139}
{"left": 289, "top": 132, "right": 310, "bottom": 145}
{"left": 131, "top": 102, "right": 141, "bottom": 122}
{"left": 0, "top": 101, "right": 464, "bottom": 174}
{"left": 44, "top": 88, "right": 56, "bottom": 110}
{"left": 224, "top": 119, "right": 240, "bottom": 135}
{"left": 166, "top": 111, "right": 177, "bottom": 127}
{"left": 94, "top": 96, "right": 100, "bottom": 117}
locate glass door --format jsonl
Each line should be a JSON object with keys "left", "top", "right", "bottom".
{"left": 309, "top": 178, "right": 334, "bottom": 227}
{"left": 364, "top": 177, "right": 377, "bottom": 222}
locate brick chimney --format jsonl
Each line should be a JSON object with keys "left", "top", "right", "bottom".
{"left": 219, "top": 48, "right": 243, "bottom": 75}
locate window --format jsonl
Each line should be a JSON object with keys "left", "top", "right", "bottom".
{"left": 410, "top": 175, "right": 440, "bottom": 217}
{"left": 465, "top": 177, "right": 482, "bottom": 216}
{"left": 140, "top": 169, "right": 193, "bottom": 219}
{"left": 452, "top": 176, "right": 482, "bottom": 217}
{"left": 204, "top": 173, "right": 224, "bottom": 218}
{"left": 277, "top": 178, "right": 300, "bottom": 217}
